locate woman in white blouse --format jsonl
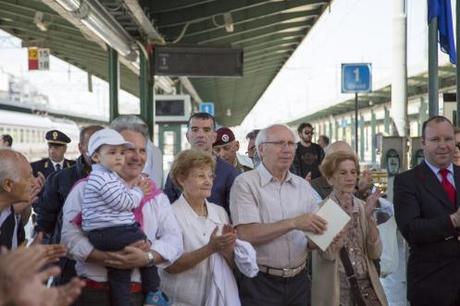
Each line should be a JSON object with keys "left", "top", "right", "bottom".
{"left": 160, "top": 149, "right": 238, "bottom": 306}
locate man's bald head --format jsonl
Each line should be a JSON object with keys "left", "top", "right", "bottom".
{"left": 325, "top": 141, "right": 353, "bottom": 156}
{"left": 0, "top": 149, "right": 34, "bottom": 208}
{"left": 0, "top": 149, "right": 28, "bottom": 182}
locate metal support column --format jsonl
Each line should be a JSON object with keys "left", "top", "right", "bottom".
{"left": 354, "top": 93, "right": 359, "bottom": 153}
{"left": 371, "top": 110, "right": 377, "bottom": 164}
{"left": 329, "top": 120, "right": 333, "bottom": 140}
{"left": 428, "top": 17, "right": 439, "bottom": 117}
{"left": 335, "top": 120, "right": 339, "bottom": 142}
{"left": 419, "top": 97, "right": 428, "bottom": 135}
{"left": 391, "top": 0, "right": 408, "bottom": 137}
{"left": 359, "top": 115, "right": 365, "bottom": 160}
{"left": 139, "top": 48, "right": 154, "bottom": 139}
{"left": 108, "top": 47, "right": 119, "bottom": 121}
{"left": 384, "top": 107, "right": 390, "bottom": 134}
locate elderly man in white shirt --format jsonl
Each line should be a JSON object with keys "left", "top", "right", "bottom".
{"left": 230, "top": 124, "right": 327, "bottom": 306}
{"left": 61, "top": 120, "right": 183, "bottom": 306}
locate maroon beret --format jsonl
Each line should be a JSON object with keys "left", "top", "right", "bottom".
{"left": 213, "top": 127, "right": 235, "bottom": 147}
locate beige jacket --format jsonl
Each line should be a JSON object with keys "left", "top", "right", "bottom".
{"left": 311, "top": 197, "right": 388, "bottom": 306}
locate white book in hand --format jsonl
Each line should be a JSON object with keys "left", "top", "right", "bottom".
{"left": 304, "top": 198, "right": 351, "bottom": 251}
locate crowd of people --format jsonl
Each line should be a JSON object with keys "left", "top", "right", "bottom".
{"left": 1, "top": 113, "right": 460, "bottom": 306}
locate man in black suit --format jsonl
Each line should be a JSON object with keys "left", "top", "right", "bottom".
{"left": 394, "top": 116, "right": 460, "bottom": 306}
{"left": 31, "top": 129, "right": 74, "bottom": 179}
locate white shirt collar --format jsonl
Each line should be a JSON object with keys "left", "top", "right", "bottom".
{"left": 51, "top": 160, "right": 64, "bottom": 169}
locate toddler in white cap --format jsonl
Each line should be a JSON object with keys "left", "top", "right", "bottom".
{"left": 82, "top": 128, "right": 164, "bottom": 306}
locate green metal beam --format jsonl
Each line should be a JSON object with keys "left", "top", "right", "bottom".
{"left": 151, "top": 0, "right": 272, "bottom": 26}
{"left": 139, "top": 49, "right": 154, "bottom": 139}
{"left": 225, "top": 28, "right": 308, "bottom": 46}
{"left": 243, "top": 37, "right": 302, "bottom": 51}
{"left": 1, "top": 22, "right": 100, "bottom": 48}
{"left": 170, "top": 11, "right": 315, "bottom": 41}
{"left": 244, "top": 57, "right": 288, "bottom": 70}
{"left": 108, "top": 47, "right": 119, "bottom": 121}
{"left": 245, "top": 49, "right": 294, "bottom": 61}
{"left": 195, "top": 21, "right": 310, "bottom": 44}
{"left": 245, "top": 45, "right": 296, "bottom": 58}
{"left": 158, "top": 0, "right": 323, "bottom": 28}
{"left": 0, "top": 2, "right": 82, "bottom": 33}
{"left": 232, "top": 32, "right": 305, "bottom": 47}
{"left": 0, "top": 0, "right": 59, "bottom": 14}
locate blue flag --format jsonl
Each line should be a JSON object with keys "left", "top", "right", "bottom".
{"left": 428, "top": 0, "right": 457, "bottom": 64}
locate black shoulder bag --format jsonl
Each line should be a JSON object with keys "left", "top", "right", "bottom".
{"left": 339, "top": 247, "right": 367, "bottom": 306}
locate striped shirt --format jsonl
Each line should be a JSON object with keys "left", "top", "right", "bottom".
{"left": 82, "top": 164, "right": 143, "bottom": 231}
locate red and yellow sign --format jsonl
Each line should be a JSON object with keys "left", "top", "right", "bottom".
{"left": 28, "top": 47, "right": 39, "bottom": 70}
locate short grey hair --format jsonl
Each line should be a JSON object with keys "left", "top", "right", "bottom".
{"left": 255, "top": 124, "right": 296, "bottom": 156}
{"left": 0, "top": 149, "right": 26, "bottom": 183}
{"left": 110, "top": 115, "right": 149, "bottom": 140}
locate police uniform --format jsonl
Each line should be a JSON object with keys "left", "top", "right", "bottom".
{"left": 31, "top": 130, "right": 74, "bottom": 179}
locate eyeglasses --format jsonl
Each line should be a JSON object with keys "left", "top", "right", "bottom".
{"left": 262, "top": 141, "right": 296, "bottom": 148}
{"left": 303, "top": 131, "right": 314, "bottom": 135}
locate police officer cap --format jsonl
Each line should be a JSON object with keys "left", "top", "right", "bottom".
{"left": 45, "top": 130, "right": 71, "bottom": 145}
{"left": 213, "top": 127, "right": 235, "bottom": 147}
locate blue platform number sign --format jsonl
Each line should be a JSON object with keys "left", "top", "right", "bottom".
{"left": 341, "top": 63, "right": 372, "bottom": 93}
{"left": 199, "top": 102, "right": 215, "bottom": 116}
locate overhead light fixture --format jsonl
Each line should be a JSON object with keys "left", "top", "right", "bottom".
{"left": 55, "top": 0, "right": 137, "bottom": 61}
{"left": 223, "top": 12, "right": 234, "bottom": 33}
{"left": 34, "top": 11, "right": 48, "bottom": 32}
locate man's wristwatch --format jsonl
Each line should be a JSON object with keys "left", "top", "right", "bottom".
{"left": 145, "top": 251, "right": 155, "bottom": 267}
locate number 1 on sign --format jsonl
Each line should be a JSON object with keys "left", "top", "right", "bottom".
{"left": 353, "top": 68, "right": 360, "bottom": 82}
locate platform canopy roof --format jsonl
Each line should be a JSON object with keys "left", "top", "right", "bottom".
{"left": 0, "top": 0, "right": 332, "bottom": 126}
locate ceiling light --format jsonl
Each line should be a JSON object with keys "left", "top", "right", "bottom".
{"left": 34, "top": 11, "right": 48, "bottom": 32}
{"left": 55, "top": 0, "right": 137, "bottom": 61}
{"left": 223, "top": 12, "right": 234, "bottom": 33}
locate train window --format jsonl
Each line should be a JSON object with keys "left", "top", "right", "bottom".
{"left": 12, "top": 129, "right": 18, "bottom": 142}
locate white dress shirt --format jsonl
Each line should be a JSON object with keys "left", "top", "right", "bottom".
{"left": 230, "top": 163, "right": 318, "bottom": 268}
{"left": 61, "top": 179, "right": 183, "bottom": 282}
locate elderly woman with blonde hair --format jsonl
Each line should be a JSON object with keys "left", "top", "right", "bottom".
{"left": 159, "top": 149, "right": 243, "bottom": 306}
{"left": 311, "top": 151, "right": 388, "bottom": 306}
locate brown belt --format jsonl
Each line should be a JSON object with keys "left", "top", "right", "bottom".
{"left": 258, "top": 262, "right": 306, "bottom": 278}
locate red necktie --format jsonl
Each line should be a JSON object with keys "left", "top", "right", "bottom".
{"left": 439, "top": 168, "right": 456, "bottom": 206}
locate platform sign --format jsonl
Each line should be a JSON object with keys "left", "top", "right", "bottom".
{"left": 28, "top": 47, "right": 38, "bottom": 70}
{"left": 28, "top": 47, "right": 50, "bottom": 71}
{"left": 341, "top": 63, "right": 372, "bottom": 93}
{"left": 38, "top": 48, "right": 50, "bottom": 70}
{"left": 199, "top": 102, "right": 215, "bottom": 116}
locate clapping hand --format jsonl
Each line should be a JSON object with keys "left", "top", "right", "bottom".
{"left": 0, "top": 245, "right": 85, "bottom": 306}
{"left": 365, "top": 189, "right": 382, "bottom": 219}
{"left": 208, "top": 225, "right": 237, "bottom": 254}
{"left": 357, "top": 169, "right": 373, "bottom": 197}
{"left": 31, "top": 232, "right": 67, "bottom": 263}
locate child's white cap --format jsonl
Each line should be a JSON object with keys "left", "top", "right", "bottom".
{"left": 87, "top": 128, "right": 133, "bottom": 156}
